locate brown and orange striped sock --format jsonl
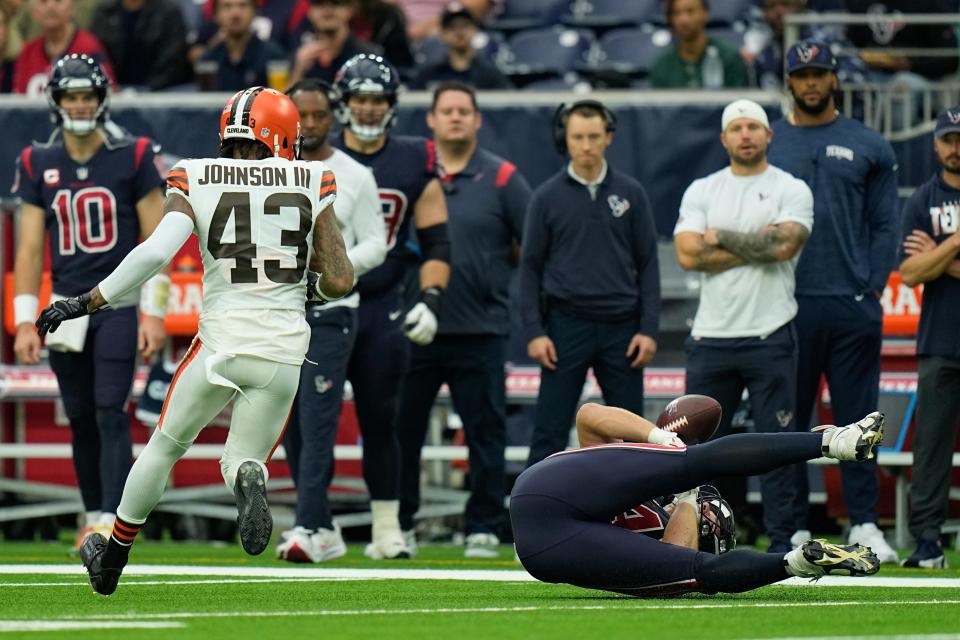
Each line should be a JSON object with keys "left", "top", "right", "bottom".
{"left": 103, "top": 516, "right": 142, "bottom": 568}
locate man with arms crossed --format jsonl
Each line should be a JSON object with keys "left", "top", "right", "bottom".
{"left": 897, "top": 107, "right": 960, "bottom": 568}
{"left": 674, "top": 99, "right": 813, "bottom": 553}
{"left": 768, "top": 42, "right": 900, "bottom": 562}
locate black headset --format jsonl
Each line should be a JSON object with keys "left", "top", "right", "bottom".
{"left": 551, "top": 99, "right": 618, "bottom": 155}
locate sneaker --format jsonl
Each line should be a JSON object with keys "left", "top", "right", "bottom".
{"left": 848, "top": 523, "right": 899, "bottom": 564}
{"left": 277, "top": 524, "right": 346, "bottom": 563}
{"left": 814, "top": 411, "right": 884, "bottom": 461}
{"left": 364, "top": 530, "right": 412, "bottom": 560}
{"left": 234, "top": 461, "right": 272, "bottom": 556}
{"left": 465, "top": 532, "right": 500, "bottom": 559}
{"left": 901, "top": 539, "right": 947, "bottom": 569}
{"left": 787, "top": 538, "right": 880, "bottom": 578}
{"left": 402, "top": 529, "right": 418, "bottom": 558}
{"left": 79, "top": 533, "right": 125, "bottom": 596}
{"left": 790, "top": 530, "right": 812, "bottom": 549}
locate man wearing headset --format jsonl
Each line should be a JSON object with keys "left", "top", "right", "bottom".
{"left": 519, "top": 99, "right": 661, "bottom": 467}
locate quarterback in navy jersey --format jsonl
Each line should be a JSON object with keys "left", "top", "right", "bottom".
{"left": 332, "top": 54, "right": 451, "bottom": 559}
{"left": 11, "top": 54, "right": 167, "bottom": 548}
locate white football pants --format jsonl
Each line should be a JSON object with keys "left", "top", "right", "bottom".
{"left": 116, "top": 338, "right": 300, "bottom": 524}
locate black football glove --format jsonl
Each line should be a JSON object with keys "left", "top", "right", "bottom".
{"left": 36, "top": 293, "right": 92, "bottom": 337}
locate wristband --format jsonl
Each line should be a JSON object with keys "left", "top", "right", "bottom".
{"left": 311, "top": 272, "right": 345, "bottom": 302}
{"left": 14, "top": 294, "right": 39, "bottom": 326}
{"left": 140, "top": 274, "right": 171, "bottom": 318}
{"left": 420, "top": 287, "right": 444, "bottom": 316}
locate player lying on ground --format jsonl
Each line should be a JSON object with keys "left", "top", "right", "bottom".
{"left": 35, "top": 87, "right": 354, "bottom": 597}
{"left": 511, "top": 402, "right": 884, "bottom": 597}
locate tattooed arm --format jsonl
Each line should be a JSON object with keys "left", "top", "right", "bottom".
{"left": 675, "top": 231, "right": 746, "bottom": 273}
{"left": 710, "top": 222, "right": 811, "bottom": 264}
{"left": 310, "top": 203, "right": 355, "bottom": 298}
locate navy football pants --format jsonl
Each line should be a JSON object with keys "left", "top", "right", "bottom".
{"left": 346, "top": 288, "right": 410, "bottom": 501}
{"left": 685, "top": 323, "right": 798, "bottom": 551}
{"left": 792, "top": 294, "right": 882, "bottom": 528}
{"left": 511, "top": 433, "right": 823, "bottom": 596}
{"left": 284, "top": 305, "right": 357, "bottom": 530}
{"left": 48, "top": 306, "right": 138, "bottom": 514}
{"left": 397, "top": 334, "right": 507, "bottom": 535}
{"left": 526, "top": 310, "right": 646, "bottom": 468}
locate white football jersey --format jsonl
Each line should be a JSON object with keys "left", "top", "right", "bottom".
{"left": 166, "top": 156, "right": 337, "bottom": 364}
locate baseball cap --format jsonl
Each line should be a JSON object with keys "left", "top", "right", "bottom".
{"left": 934, "top": 106, "right": 960, "bottom": 138}
{"left": 441, "top": 2, "right": 476, "bottom": 28}
{"left": 785, "top": 41, "right": 837, "bottom": 74}
{"left": 721, "top": 99, "right": 770, "bottom": 131}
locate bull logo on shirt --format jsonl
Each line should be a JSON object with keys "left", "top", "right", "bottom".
{"left": 607, "top": 194, "right": 630, "bottom": 218}
{"left": 947, "top": 110, "right": 960, "bottom": 125}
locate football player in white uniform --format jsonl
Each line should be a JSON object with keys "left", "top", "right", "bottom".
{"left": 36, "top": 87, "right": 354, "bottom": 596}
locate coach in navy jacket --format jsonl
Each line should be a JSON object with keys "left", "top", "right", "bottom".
{"left": 520, "top": 99, "right": 661, "bottom": 468}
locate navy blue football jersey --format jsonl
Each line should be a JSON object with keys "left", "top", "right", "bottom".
{"left": 12, "top": 132, "right": 164, "bottom": 296}
{"left": 335, "top": 133, "right": 437, "bottom": 297}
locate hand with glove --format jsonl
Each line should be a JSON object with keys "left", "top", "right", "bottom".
{"left": 36, "top": 293, "right": 93, "bottom": 337}
{"left": 403, "top": 287, "right": 443, "bottom": 346}
{"left": 646, "top": 426, "right": 686, "bottom": 448}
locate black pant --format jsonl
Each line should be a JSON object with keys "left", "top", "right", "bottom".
{"left": 48, "top": 306, "right": 138, "bottom": 514}
{"left": 525, "top": 310, "right": 645, "bottom": 467}
{"left": 684, "top": 323, "right": 798, "bottom": 551}
{"left": 347, "top": 287, "right": 410, "bottom": 501}
{"left": 284, "top": 305, "right": 357, "bottom": 531}
{"left": 397, "top": 334, "right": 507, "bottom": 534}
{"left": 512, "top": 433, "right": 823, "bottom": 595}
{"left": 792, "top": 294, "right": 883, "bottom": 528}
{"left": 910, "top": 355, "right": 960, "bottom": 542}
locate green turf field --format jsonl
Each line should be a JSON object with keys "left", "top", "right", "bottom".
{"left": 2, "top": 541, "right": 959, "bottom": 639}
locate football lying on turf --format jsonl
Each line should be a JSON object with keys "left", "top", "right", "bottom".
{"left": 656, "top": 395, "right": 722, "bottom": 445}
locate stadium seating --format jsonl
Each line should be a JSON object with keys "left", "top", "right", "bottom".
{"left": 706, "top": 26, "right": 746, "bottom": 50}
{"left": 706, "top": 0, "right": 753, "bottom": 26}
{"left": 589, "top": 27, "right": 668, "bottom": 79}
{"left": 486, "top": 0, "right": 570, "bottom": 34}
{"left": 501, "top": 27, "right": 596, "bottom": 84}
{"left": 560, "top": 0, "right": 662, "bottom": 31}
{"left": 413, "top": 31, "right": 507, "bottom": 66}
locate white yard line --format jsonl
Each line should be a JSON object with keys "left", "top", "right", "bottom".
{"left": 741, "top": 636, "right": 960, "bottom": 640}
{"left": 34, "top": 599, "right": 960, "bottom": 620}
{"left": 2, "top": 564, "right": 960, "bottom": 589}
{"left": 0, "top": 621, "right": 184, "bottom": 632}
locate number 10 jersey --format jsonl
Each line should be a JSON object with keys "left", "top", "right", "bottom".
{"left": 166, "top": 156, "right": 337, "bottom": 364}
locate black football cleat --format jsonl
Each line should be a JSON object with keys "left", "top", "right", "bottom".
{"left": 800, "top": 539, "right": 880, "bottom": 577}
{"left": 235, "top": 461, "right": 272, "bottom": 555}
{"left": 79, "top": 533, "right": 124, "bottom": 596}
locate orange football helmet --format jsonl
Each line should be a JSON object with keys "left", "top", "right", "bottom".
{"left": 219, "top": 87, "right": 302, "bottom": 160}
